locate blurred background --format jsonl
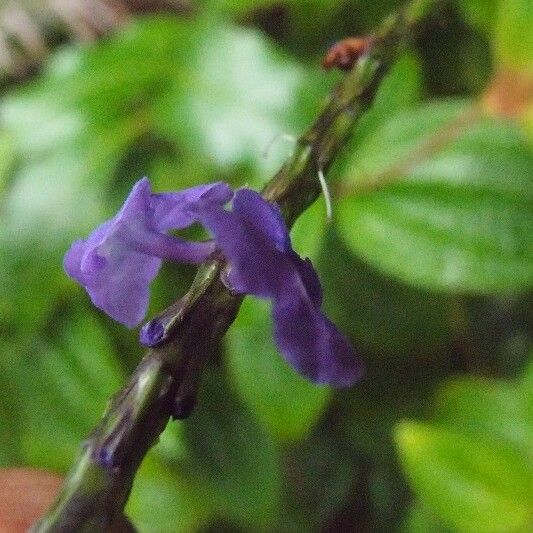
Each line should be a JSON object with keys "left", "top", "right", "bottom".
{"left": 0, "top": 0, "right": 532, "bottom": 531}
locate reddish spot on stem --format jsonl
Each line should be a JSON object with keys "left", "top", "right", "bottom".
{"left": 322, "top": 37, "right": 374, "bottom": 71}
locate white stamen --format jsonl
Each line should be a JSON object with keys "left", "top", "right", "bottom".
{"left": 318, "top": 167, "right": 333, "bottom": 222}
{"left": 262, "top": 133, "right": 297, "bottom": 159}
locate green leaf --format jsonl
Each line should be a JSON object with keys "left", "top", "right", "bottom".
{"left": 494, "top": 0, "right": 533, "bottom": 71}
{"left": 520, "top": 358, "right": 533, "bottom": 408}
{"left": 154, "top": 16, "right": 325, "bottom": 180}
{"left": 181, "top": 369, "right": 281, "bottom": 527}
{"left": 127, "top": 454, "right": 212, "bottom": 533}
{"left": 0, "top": 341, "right": 23, "bottom": 466}
{"left": 395, "top": 421, "right": 533, "bottom": 533}
{"left": 457, "top": 0, "right": 497, "bottom": 35}
{"left": 2, "top": 58, "right": 139, "bottom": 246}
{"left": 281, "top": 431, "right": 356, "bottom": 531}
{"left": 2, "top": 16, "right": 323, "bottom": 246}
{"left": 200, "top": 0, "right": 339, "bottom": 17}
{"left": 290, "top": 198, "right": 328, "bottom": 262}
{"left": 226, "top": 298, "right": 330, "bottom": 442}
{"left": 340, "top": 99, "right": 468, "bottom": 188}
{"left": 338, "top": 351, "right": 449, "bottom": 459}
{"left": 434, "top": 377, "right": 533, "bottom": 458}
{"left": 402, "top": 502, "right": 451, "bottom": 533}
{"left": 14, "top": 312, "right": 125, "bottom": 471}
{"left": 0, "top": 241, "right": 72, "bottom": 338}
{"left": 337, "top": 100, "right": 533, "bottom": 294}
{"left": 0, "top": 132, "right": 15, "bottom": 192}
{"left": 319, "top": 230, "right": 451, "bottom": 357}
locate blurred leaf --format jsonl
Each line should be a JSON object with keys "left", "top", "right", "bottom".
{"left": 395, "top": 421, "right": 533, "bottom": 533}
{"left": 494, "top": 0, "right": 533, "bottom": 71}
{"left": 0, "top": 241, "right": 71, "bottom": 338}
{"left": 1, "top": 42, "right": 147, "bottom": 244}
{"left": 434, "top": 377, "right": 532, "bottom": 458}
{"left": 154, "top": 16, "right": 325, "bottom": 180}
{"left": 127, "top": 454, "right": 212, "bottom": 533}
{"left": 0, "top": 132, "right": 15, "bottom": 192}
{"left": 340, "top": 99, "right": 467, "bottom": 189}
{"left": 1, "top": 168, "right": 107, "bottom": 247}
{"left": 226, "top": 298, "right": 330, "bottom": 442}
{"left": 290, "top": 198, "right": 328, "bottom": 262}
{"left": 520, "top": 357, "right": 533, "bottom": 407}
{"left": 337, "top": 100, "right": 533, "bottom": 294}
{"left": 397, "top": 367, "right": 533, "bottom": 532}
{"left": 2, "top": 15, "right": 325, "bottom": 245}
{"left": 280, "top": 431, "right": 356, "bottom": 531}
{"left": 181, "top": 369, "right": 281, "bottom": 527}
{"left": 200, "top": 0, "right": 340, "bottom": 17}
{"left": 319, "top": 230, "right": 451, "bottom": 357}
{"left": 12, "top": 312, "right": 124, "bottom": 471}
{"left": 0, "top": 341, "right": 23, "bottom": 466}
{"left": 354, "top": 0, "right": 404, "bottom": 30}
{"left": 457, "top": 0, "right": 497, "bottom": 36}
{"left": 338, "top": 352, "right": 449, "bottom": 458}
{"left": 401, "top": 502, "right": 451, "bottom": 533}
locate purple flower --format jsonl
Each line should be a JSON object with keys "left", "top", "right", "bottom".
{"left": 196, "top": 189, "right": 362, "bottom": 387}
{"left": 65, "top": 178, "right": 361, "bottom": 387}
{"left": 64, "top": 178, "right": 232, "bottom": 327}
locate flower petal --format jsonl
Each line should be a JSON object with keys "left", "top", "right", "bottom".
{"left": 87, "top": 253, "right": 162, "bottom": 328}
{"left": 64, "top": 178, "right": 231, "bottom": 327}
{"left": 198, "top": 187, "right": 361, "bottom": 386}
{"left": 273, "top": 288, "right": 363, "bottom": 386}
{"left": 152, "top": 182, "right": 233, "bottom": 231}
{"left": 232, "top": 188, "right": 291, "bottom": 252}
{"left": 197, "top": 199, "right": 290, "bottom": 298}
{"left": 63, "top": 239, "right": 88, "bottom": 283}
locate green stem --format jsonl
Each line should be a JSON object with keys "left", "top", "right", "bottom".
{"left": 33, "top": 1, "right": 441, "bottom": 531}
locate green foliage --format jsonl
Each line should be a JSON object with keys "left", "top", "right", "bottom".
{"left": 0, "top": 312, "right": 125, "bottom": 472}
{"left": 127, "top": 454, "right": 213, "bottom": 533}
{"left": 0, "top": 132, "right": 15, "bottom": 191}
{"left": 319, "top": 231, "right": 452, "bottom": 357}
{"left": 0, "top": 341, "right": 22, "bottom": 466}
{"left": 181, "top": 370, "right": 281, "bottom": 527}
{"left": 227, "top": 298, "right": 330, "bottom": 441}
{"left": 396, "top": 369, "right": 533, "bottom": 532}
{"left": 151, "top": 17, "right": 325, "bottom": 177}
{"left": 397, "top": 423, "right": 532, "bottom": 532}
{"left": 0, "top": 1, "right": 531, "bottom": 531}
{"left": 402, "top": 502, "right": 450, "bottom": 533}
{"left": 201, "top": 0, "right": 339, "bottom": 16}
{"left": 280, "top": 431, "right": 357, "bottom": 531}
{"left": 347, "top": 51, "right": 423, "bottom": 150}
{"left": 494, "top": 0, "right": 533, "bottom": 70}
{"left": 434, "top": 377, "right": 532, "bottom": 457}
{"left": 337, "top": 100, "right": 533, "bottom": 293}
{"left": 457, "top": 0, "right": 497, "bottom": 35}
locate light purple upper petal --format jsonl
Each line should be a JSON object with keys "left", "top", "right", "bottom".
{"left": 64, "top": 177, "right": 230, "bottom": 327}
{"left": 152, "top": 182, "right": 233, "bottom": 231}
